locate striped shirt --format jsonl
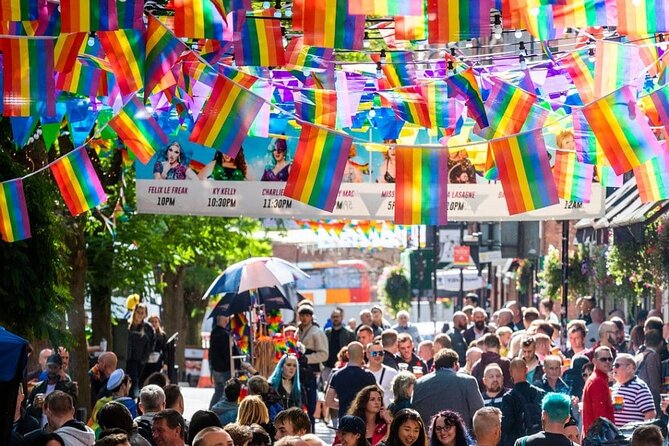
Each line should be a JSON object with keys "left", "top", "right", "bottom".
{"left": 612, "top": 376, "right": 655, "bottom": 427}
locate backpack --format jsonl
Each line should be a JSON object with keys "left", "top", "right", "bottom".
{"left": 516, "top": 388, "right": 543, "bottom": 436}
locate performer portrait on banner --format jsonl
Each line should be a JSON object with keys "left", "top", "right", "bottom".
{"left": 153, "top": 141, "right": 198, "bottom": 180}
{"left": 379, "top": 140, "right": 397, "bottom": 184}
{"left": 261, "top": 138, "right": 292, "bottom": 182}
{"left": 199, "top": 149, "right": 248, "bottom": 181}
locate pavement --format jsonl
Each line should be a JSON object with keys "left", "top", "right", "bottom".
{"left": 181, "top": 386, "right": 336, "bottom": 444}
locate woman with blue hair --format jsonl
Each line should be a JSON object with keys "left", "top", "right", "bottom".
{"left": 153, "top": 141, "right": 198, "bottom": 180}
{"left": 268, "top": 354, "right": 302, "bottom": 409}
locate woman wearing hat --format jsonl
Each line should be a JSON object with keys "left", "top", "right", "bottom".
{"left": 336, "top": 415, "right": 371, "bottom": 446}
{"left": 261, "top": 139, "right": 291, "bottom": 181}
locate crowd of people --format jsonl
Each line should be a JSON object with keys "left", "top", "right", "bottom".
{"left": 10, "top": 294, "right": 669, "bottom": 446}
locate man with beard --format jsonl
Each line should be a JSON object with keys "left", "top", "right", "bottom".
{"left": 324, "top": 307, "right": 355, "bottom": 384}
{"left": 464, "top": 308, "right": 493, "bottom": 346}
{"left": 26, "top": 353, "right": 78, "bottom": 427}
{"left": 471, "top": 333, "right": 512, "bottom": 392}
{"left": 482, "top": 364, "right": 508, "bottom": 410}
{"left": 582, "top": 321, "right": 617, "bottom": 362}
{"left": 448, "top": 312, "right": 469, "bottom": 367}
{"left": 610, "top": 317, "right": 629, "bottom": 354}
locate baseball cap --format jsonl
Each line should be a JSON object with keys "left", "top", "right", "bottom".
{"left": 46, "top": 353, "right": 63, "bottom": 367}
{"left": 107, "top": 369, "right": 125, "bottom": 391}
{"left": 337, "top": 415, "right": 366, "bottom": 436}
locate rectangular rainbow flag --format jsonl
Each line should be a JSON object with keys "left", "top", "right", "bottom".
{"left": 108, "top": 97, "right": 168, "bottom": 164}
{"left": 553, "top": 0, "right": 616, "bottom": 29}
{"left": 98, "top": 28, "right": 145, "bottom": 95}
{"left": 117, "top": 0, "right": 144, "bottom": 30}
{"left": 50, "top": 148, "right": 107, "bottom": 216}
{"left": 582, "top": 86, "right": 664, "bottom": 175}
{"left": 370, "top": 51, "right": 416, "bottom": 88}
{"left": 560, "top": 51, "right": 595, "bottom": 104}
{"left": 190, "top": 74, "right": 265, "bottom": 157}
{"left": 594, "top": 40, "right": 642, "bottom": 99}
{"left": 490, "top": 130, "right": 559, "bottom": 215}
{"left": 60, "top": 0, "right": 118, "bottom": 32}
{"left": 482, "top": 79, "right": 536, "bottom": 139}
{"left": 294, "top": 89, "right": 338, "bottom": 128}
{"left": 598, "top": 165, "right": 623, "bottom": 187}
{"left": 616, "top": 0, "right": 669, "bottom": 37}
{"left": 173, "top": 0, "right": 227, "bottom": 39}
{"left": 445, "top": 67, "right": 488, "bottom": 128}
{"left": 348, "top": 0, "right": 422, "bottom": 15}
{"left": 420, "top": 81, "right": 465, "bottom": 131}
{"left": 300, "top": 0, "right": 366, "bottom": 49}
{"left": 521, "top": 102, "right": 551, "bottom": 132}
{"left": 380, "top": 88, "right": 432, "bottom": 128}
{"left": 647, "top": 83, "right": 669, "bottom": 127}
{"left": 395, "top": 13, "right": 427, "bottom": 41}
{"left": 0, "top": 179, "right": 31, "bottom": 243}
{"left": 427, "top": 0, "right": 494, "bottom": 43}
{"left": 0, "top": 0, "right": 39, "bottom": 21}
{"left": 517, "top": 0, "right": 558, "bottom": 41}
{"left": 54, "top": 32, "right": 87, "bottom": 74}
{"left": 283, "top": 123, "right": 353, "bottom": 212}
{"left": 553, "top": 151, "right": 594, "bottom": 202}
{"left": 56, "top": 34, "right": 108, "bottom": 96}
{"left": 0, "top": 38, "right": 55, "bottom": 117}
{"left": 633, "top": 150, "right": 669, "bottom": 203}
{"left": 145, "top": 15, "right": 187, "bottom": 99}
{"left": 394, "top": 146, "right": 448, "bottom": 225}
{"left": 234, "top": 9, "right": 286, "bottom": 67}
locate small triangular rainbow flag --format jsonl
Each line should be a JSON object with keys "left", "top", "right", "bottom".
{"left": 50, "top": 147, "right": 108, "bottom": 216}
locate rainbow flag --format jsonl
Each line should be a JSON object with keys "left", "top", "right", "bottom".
{"left": 56, "top": 59, "right": 109, "bottom": 97}
{"left": 482, "top": 79, "right": 536, "bottom": 139}
{"left": 50, "top": 148, "right": 107, "bottom": 216}
{"left": 0, "top": 0, "right": 39, "bottom": 21}
{"left": 518, "top": 0, "right": 558, "bottom": 40}
{"left": 300, "top": 0, "right": 366, "bottom": 49}
{"left": 427, "top": 0, "right": 494, "bottom": 43}
{"left": 634, "top": 150, "right": 669, "bottom": 203}
{"left": 117, "top": 0, "right": 144, "bottom": 29}
{"left": 560, "top": 51, "right": 595, "bottom": 104}
{"left": 552, "top": 0, "right": 616, "bottom": 29}
{"left": 395, "top": 13, "right": 427, "bottom": 41}
{"left": 285, "top": 37, "right": 334, "bottom": 71}
{"left": 234, "top": 9, "right": 286, "bottom": 67}
{"left": 60, "top": 0, "right": 119, "bottom": 32}
{"left": 370, "top": 51, "right": 416, "bottom": 88}
{"left": 0, "top": 179, "right": 31, "bottom": 243}
{"left": 572, "top": 109, "right": 605, "bottom": 166}
{"left": 145, "top": 15, "right": 187, "bottom": 99}
{"left": 54, "top": 32, "right": 87, "bottom": 73}
{"left": 173, "top": 0, "right": 227, "bottom": 39}
{"left": 98, "top": 28, "right": 145, "bottom": 95}
{"left": 647, "top": 84, "right": 669, "bottom": 127}
{"left": 394, "top": 147, "right": 448, "bottom": 225}
{"left": 0, "top": 38, "right": 55, "bottom": 117}
{"left": 445, "top": 67, "right": 488, "bottom": 128}
{"left": 420, "top": 81, "right": 465, "bottom": 131}
{"left": 348, "top": 0, "right": 423, "bottom": 15}
{"left": 294, "top": 89, "right": 338, "bottom": 128}
{"left": 491, "top": 130, "right": 559, "bottom": 215}
{"left": 284, "top": 124, "right": 352, "bottom": 211}
{"left": 380, "top": 88, "right": 431, "bottom": 128}
{"left": 594, "top": 40, "right": 642, "bottom": 99}
{"left": 582, "top": 86, "right": 664, "bottom": 175}
{"left": 598, "top": 165, "right": 623, "bottom": 187}
{"left": 553, "top": 151, "right": 594, "bottom": 202}
{"left": 108, "top": 97, "right": 168, "bottom": 164}
{"left": 521, "top": 102, "right": 551, "bottom": 132}
{"left": 616, "top": 0, "right": 669, "bottom": 37}
{"left": 190, "top": 74, "right": 265, "bottom": 157}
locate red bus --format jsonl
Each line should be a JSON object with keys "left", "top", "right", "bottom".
{"left": 295, "top": 260, "right": 372, "bottom": 305}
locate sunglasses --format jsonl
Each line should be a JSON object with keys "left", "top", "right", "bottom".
{"left": 614, "top": 363, "right": 630, "bottom": 368}
{"left": 597, "top": 356, "right": 613, "bottom": 362}
{"left": 369, "top": 351, "right": 383, "bottom": 357}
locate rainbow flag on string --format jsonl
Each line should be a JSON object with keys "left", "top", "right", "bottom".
{"left": 594, "top": 40, "right": 642, "bottom": 99}
{"left": 190, "top": 74, "right": 265, "bottom": 157}
{"left": 380, "top": 88, "right": 432, "bottom": 128}
{"left": 482, "top": 79, "right": 536, "bottom": 139}
{"left": 0, "top": 0, "right": 39, "bottom": 21}
{"left": 173, "top": 0, "right": 227, "bottom": 39}
{"left": 599, "top": 165, "right": 623, "bottom": 187}
{"left": 617, "top": 0, "right": 669, "bottom": 37}
{"left": 370, "top": 51, "right": 416, "bottom": 88}
{"left": 60, "top": 0, "right": 118, "bottom": 32}
{"left": 647, "top": 83, "right": 669, "bottom": 127}
{"left": 294, "top": 89, "right": 338, "bottom": 128}
{"left": 54, "top": 32, "right": 87, "bottom": 73}
{"left": 348, "top": 0, "right": 423, "bottom": 15}
{"left": 394, "top": 147, "right": 448, "bottom": 225}
{"left": 582, "top": 86, "right": 664, "bottom": 175}
{"left": 521, "top": 102, "right": 551, "bottom": 132}
{"left": 56, "top": 60, "right": 109, "bottom": 97}
{"left": 633, "top": 150, "right": 669, "bottom": 203}
{"left": 117, "top": 0, "right": 144, "bottom": 29}
{"left": 108, "top": 97, "right": 168, "bottom": 164}
{"left": 285, "top": 37, "right": 334, "bottom": 72}
{"left": 491, "top": 130, "right": 559, "bottom": 215}
{"left": 284, "top": 123, "right": 352, "bottom": 211}
{"left": 219, "top": 65, "right": 258, "bottom": 88}
{"left": 553, "top": 0, "right": 616, "bottom": 29}
{"left": 234, "top": 9, "right": 286, "bottom": 67}
{"left": 50, "top": 148, "right": 107, "bottom": 216}
{"left": 572, "top": 109, "right": 605, "bottom": 166}
{"left": 517, "top": 0, "right": 558, "bottom": 40}
{"left": 145, "top": 15, "right": 187, "bottom": 99}
{"left": 560, "top": 51, "right": 595, "bottom": 104}
{"left": 427, "top": 0, "right": 494, "bottom": 43}
{"left": 0, "top": 179, "right": 31, "bottom": 243}
{"left": 0, "top": 38, "right": 55, "bottom": 117}
{"left": 98, "top": 28, "right": 145, "bottom": 95}
{"left": 420, "top": 81, "right": 464, "bottom": 131}
{"left": 445, "top": 67, "right": 488, "bottom": 128}
{"left": 299, "top": 0, "right": 365, "bottom": 49}
{"left": 553, "top": 151, "right": 594, "bottom": 202}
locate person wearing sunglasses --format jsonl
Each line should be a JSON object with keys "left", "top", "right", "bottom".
{"left": 582, "top": 346, "right": 615, "bottom": 435}
{"left": 611, "top": 353, "right": 656, "bottom": 427}
{"left": 367, "top": 341, "right": 398, "bottom": 408}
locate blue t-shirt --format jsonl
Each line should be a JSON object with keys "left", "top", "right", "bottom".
{"left": 330, "top": 365, "right": 377, "bottom": 419}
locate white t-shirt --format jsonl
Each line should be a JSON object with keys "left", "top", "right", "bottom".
{"left": 369, "top": 365, "right": 398, "bottom": 407}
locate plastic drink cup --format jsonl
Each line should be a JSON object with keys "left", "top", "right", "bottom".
{"left": 398, "top": 363, "right": 408, "bottom": 372}
{"left": 413, "top": 366, "right": 423, "bottom": 378}
{"left": 563, "top": 357, "right": 571, "bottom": 368}
{"left": 613, "top": 395, "right": 624, "bottom": 411}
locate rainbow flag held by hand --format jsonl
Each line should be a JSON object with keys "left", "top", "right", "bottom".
{"left": 190, "top": 74, "right": 265, "bottom": 158}
{"left": 446, "top": 67, "right": 488, "bottom": 129}
{"left": 298, "top": 0, "right": 365, "bottom": 50}
{"left": 108, "top": 97, "right": 168, "bottom": 164}
{"left": 0, "top": 179, "right": 31, "bottom": 243}
{"left": 98, "top": 28, "right": 145, "bottom": 95}
{"left": 284, "top": 123, "right": 352, "bottom": 212}
{"left": 490, "top": 130, "right": 559, "bottom": 215}
{"left": 234, "top": 9, "right": 286, "bottom": 67}
{"left": 294, "top": 89, "right": 338, "bottom": 128}
{"left": 173, "top": 0, "right": 227, "bottom": 39}
{"left": 50, "top": 148, "right": 108, "bottom": 216}
{"left": 553, "top": 151, "right": 594, "bottom": 202}
{"left": 380, "top": 88, "right": 431, "bottom": 128}
{"left": 482, "top": 79, "right": 536, "bottom": 139}
{"left": 394, "top": 146, "right": 449, "bottom": 225}
{"left": 582, "top": 86, "right": 664, "bottom": 175}
{"left": 60, "top": 0, "right": 119, "bottom": 32}
{"left": 145, "top": 15, "right": 188, "bottom": 99}
{"left": 427, "top": 0, "right": 494, "bottom": 43}
{"left": 633, "top": 149, "right": 669, "bottom": 203}
{"left": 370, "top": 51, "right": 416, "bottom": 88}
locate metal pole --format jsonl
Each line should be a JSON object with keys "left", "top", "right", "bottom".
{"left": 432, "top": 225, "right": 439, "bottom": 322}
{"left": 458, "top": 222, "right": 465, "bottom": 311}
{"left": 561, "top": 220, "right": 569, "bottom": 349}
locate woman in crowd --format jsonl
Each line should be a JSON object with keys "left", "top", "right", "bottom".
{"left": 388, "top": 372, "right": 416, "bottom": 416}
{"left": 268, "top": 354, "right": 302, "bottom": 410}
{"left": 382, "top": 408, "right": 427, "bottom": 446}
{"left": 261, "top": 138, "right": 291, "bottom": 181}
{"left": 237, "top": 395, "right": 274, "bottom": 440}
{"left": 428, "top": 410, "right": 471, "bottom": 446}
{"left": 153, "top": 141, "right": 198, "bottom": 180}
{"left": 126, "top": 303, "right": 155, "bottom": 398}
{"left": 142, "top": 314, "right": 167, "bottom": 383}
{"left": 347, "top": 385, "right": 391, "bottom": 446}
{"left": 336, "top": 415, "right": 372, "bottom": 446}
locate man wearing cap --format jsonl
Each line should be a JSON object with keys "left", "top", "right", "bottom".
{"left": 27, "top": 353, "right": 78, "bottom": 427}
{"left": 296, "top": 305, "right": 328, "bottom": 429}
{"left": 89, "top": 369, "right": 137, "bottom": 435}
{"left": 334, "top": 415, "right": 366, "bottom": 446}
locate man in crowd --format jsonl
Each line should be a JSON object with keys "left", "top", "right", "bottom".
{"left": 323, "top": 307, "right": 355, "bottom": 383}
{"left": 395, "top": 333, "right": 428, "bottom": 375}
{"left": 564, "top": 322, "right": 587, "bottom": 358}
{"left": 501, "top": 358, "right": 545, "bottom": 446}
{"left": 211, "top": 378, "right": 241, "bottom": 426}
{"left": 45, "top": 391, "right": 95, "bottom": 446}
{"left": 471, "top": 333, "right": 512, "bottom": 392}
{"left": 635, "top": 329, "right": 663, "bottom": 411}
{"left": 192, "top": 427, "right": 234, "bottom": 446}
{"left": 381, "top": 329, "right": 399, "bottom": 370}
{"left": 482, "top": 364, "right": 507, "bottom": 410}
{"left": 151, "top": 409, "right": 186, "bottom": 446}
{"left": 612, "top": 353, "right": 656, "bottom": 427}
{"left": 448, "top": 312, "right": 469, "bottom": 366}
{"left": 582, "top": 346, "right": 615, "bottom": 434}
{"left": 473, "top": 407, "right": 502, "bottom": 446}
{"left": 497, "top": 309, "right": 514, "bottom": 332}
{"left": 370, "top": 305, "right": 390, "bottom": 336}
{"left": 356, "top": 325, "right": 375, "bottom": 348}
{"left": 57, "top": 347, "right": 72, "bottom": 381}
{"left": 296, "top": 305, "right": 328, "bottom": 429}
{"left": 412, "top": 348, "right": 484, "bottom": 428}
{"left": 135, "top": 384, "right": 166, "bottom": 445}
{"left": 579, "top": 296, "right": 596, "bottom": 325}
{"left": 433, "top": 333, "right": 452, "bottom": 355}
{"left": 357, "top": 310, "right": 373, "bottom": 331}
{"left": 392, "top": 311, "right": 422, "bottom": 345}
{"left": 209, "top": 315, "right": 240, "bottom": 409}
{"left": 90, "top": 351, "right": 118, "bottom": 406}
{"left": 27, "top": 353, "right": 78, "bottom": 426}
{"left": 505, "top": 301, "right": 525, "bottom": 332}
{"left": 539, "top": 356, "right": 570, "bottom": 395}
{"left": 417, "top": 340, "right": 435, "bottom": 371}
{"left": 583, "top": 321, "right": 617, "bottom": 362}
{"left": 464, "top": 308, "right": 493, "bottom": 346}
{"left": 325, "top": 342, "right": 376, "bottom": 421}
{"left": 585, "top": 308, "right": 605, "bottom": 348}
{"left": 27, "top": 348, "right": 52, "bottom": 383}
{"left": 274, "top": 408, "right": 311, "bottom": 440}
{"left": 515, "top": 393, "right": 574, "bottom": 446}
{"left": 366, "top": 340, "right": 398, "bottom": 407}
{"left": 610, "top": 317, "right": 629, "bottom": 354}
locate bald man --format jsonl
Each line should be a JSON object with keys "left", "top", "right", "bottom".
{"left": 90, "top": 352, "right": 118, "bottom": 405}
{"left": 325, "top": 342, "right": 377, "bottom": 420}
{"left": 193, "top": 427, "right": 233, "bottom": 446}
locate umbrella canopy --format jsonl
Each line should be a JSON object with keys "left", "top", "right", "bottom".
{"left": 0, "top": 327, "right": 28, "bottom": 381}
{"left": 208, "top": 287, "right": 294, "bottom": 318}
{"left": 203, "top": 257, "right": 309, "bottom": 297}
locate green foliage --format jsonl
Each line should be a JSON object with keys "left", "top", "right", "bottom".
{"left": 538, "top": 245, "right": 562, "bottom": 299}
{"left": 515, "top": 259, "right": 532, "bottom": 295}
{"left": 378, "top": 265, "right": 411, "bottom": 317}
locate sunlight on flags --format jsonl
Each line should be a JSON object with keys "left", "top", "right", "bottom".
{"left": 427, "top": 0, "right": 494, "bottom": 43}
{"left": 420, "top": 81, "right": 465, "bottom": 132}
{"left": 56, "top": 35, "right": 109, "bottom": 97}
{"left": 560, "top": 51, "right": 596, "bottom": 104}
{"left": 0, "top": 179, "right": 31, "bottom": 242}
{"left": 173, "top": 0, "right": 227, "bottom": 39}
{"left": 348, "top": 0, "right": 422, "bottom": 15}
{"left": 108, "top": 97, "right": 168, "bottom": 164}
{"left": 298, "top": 0, "right": 365, "bottom": 49}
{"left": 594, "top": 40, "right": 643, "bottom": 99}
{"left": 284, "top": 123, "right": 353, "bottom": 212}
{"left": 394, "top": 146, "right": 448, "bottom": 225}
{"left": 117, "top": 0, "right": 144, "bottom": 30}
{"left": 0, "top": 0, "right": 39, "bottom": 21}
{"left": 60, "top": 0, "right": 119, "bottom": 32}
{"left": 285, "top": 37, "right": 334, "bottom": 78}
{"left": 234, "top": 9, "right": 285, "bottom": 67}
{"left": 380, "top": 88, "right": 431, "bottom": 128}
{"left": 481, "top": 79, "right": 536, "bottom": 139}
{"left": 572, "top": 109, "right": 606, "bottom": 166}
{"left": 294, "top": 89, "right": 338, "bottom": 128}
{"left": 54, "top": 32, "right": 87, "bottom": 74}
{"left": 616, "top": 0, "right": 669, "bottom": 37}
{"left": 98, "top": 29, "right": 145, "bottom": 96}
{"left": 553, "top": 151, "right": 594, "bottom": 202}
{"left": 145, "top": 15, "right": 188, "bottom": 99}
{"left": 370, "top": 51, "right": 416, "bottom": 88}
{"left": 646, "top": 84, "right": 669, "bottom": 128}
{"left": 633, "top": 148, "right": 669, "bottom": 203}
{"left": 552, "top": 0, "right": 616, "bottom": 30}
{"left": 598, "top": 165, "right": 623, "bottom": 187}
{"left": 50, "top": 147, "right": 108, "bottom": 216}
